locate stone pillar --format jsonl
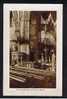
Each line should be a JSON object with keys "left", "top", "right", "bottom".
{"left": 51, "top": 50, "right": 55, "bottom": 71}
{"left": 24, "top": 11, "right": 30, "bottom": 40}
{"left": 44, "top": 47, "right": 48, "bottom": 63}
{"left": 41, "top": 53, "right": 44, "bottom": 69}
{"left": 19, "top": 11, "right": 24, "bottom": 38}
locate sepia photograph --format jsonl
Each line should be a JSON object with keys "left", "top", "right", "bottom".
{"left": 3, "top": 4, "right": 62, "bottom": 96}
{"left": 9, "top": 11, "right": 56, "bottom": 88}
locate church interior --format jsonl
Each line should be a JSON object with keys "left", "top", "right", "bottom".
{"left": 10, "top": 11, "right": 56, "bottom": 88}
{"left": 10, "top": 11, "right": 56, "bottom": 70}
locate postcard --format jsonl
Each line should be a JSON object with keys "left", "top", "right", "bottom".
{"left": 3, "top": 4, "right": 63, "bottom": 96}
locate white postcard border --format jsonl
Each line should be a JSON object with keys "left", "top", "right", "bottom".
{"left": 3, "top": 4, "right": 63, "bottom": 96}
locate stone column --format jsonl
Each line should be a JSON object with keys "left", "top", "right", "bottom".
{"left": 24, "top": 11, "right": 30, "bottom": 61}
{"left": 51, "top": 50, "right": 55, "bottom": 71}
{"left": 24, "top": 11, "right": 30, "bottom": 40}
{"left": 19, "top": 11, "right": 24, "bottom": 38}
